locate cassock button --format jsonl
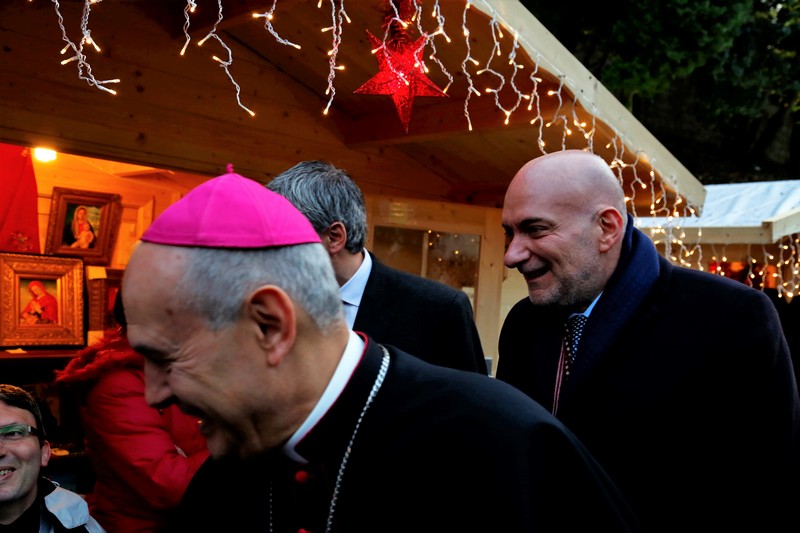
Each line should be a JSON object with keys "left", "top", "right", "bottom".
{"left": 294, "top": 469, "right": 310, "bottom": 484}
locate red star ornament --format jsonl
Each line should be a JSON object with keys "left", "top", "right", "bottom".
{"left": 354, "top": 31, "right": 447, "bottom": 133}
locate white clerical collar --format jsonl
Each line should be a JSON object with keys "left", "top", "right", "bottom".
{"left": 282, "top": 330, "right": 365, "bottom": 463}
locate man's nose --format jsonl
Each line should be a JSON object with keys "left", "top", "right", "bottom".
{"left": 143, "top": 360, "right": 173, "bottom": 408}
{"left": 504, "top": 236, "right": 529, "bottom": 269}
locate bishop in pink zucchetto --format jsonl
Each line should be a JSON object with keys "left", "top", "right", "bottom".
{"left": 140, "top": 170, "right": 321, "bottom": 248}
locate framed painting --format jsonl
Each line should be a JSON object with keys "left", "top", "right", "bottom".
{"left": 44, "top": 187, "right": 122, "bottom": 266}
{"left": 87, "top": 268, "right": 124, "bottom": 331}
{"left": 0, "top": 253, "right": 84, "bottom": 348}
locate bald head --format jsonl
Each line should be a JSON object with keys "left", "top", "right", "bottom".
{"left": 502, "top": 150, "right": 628, "bottom": 310}
{"left": 509, "top": 150, "right": 627, "bottom": 220}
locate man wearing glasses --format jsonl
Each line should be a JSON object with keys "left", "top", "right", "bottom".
{"left": 0, "top": 384, "right": 104, "bottom": 532}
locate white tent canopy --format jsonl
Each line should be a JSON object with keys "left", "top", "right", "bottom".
{"left": 637, "top": 180, "right": 800, "bottom": 299}
{"left": 638, "top": 180, "right": 800, "bottom": 244}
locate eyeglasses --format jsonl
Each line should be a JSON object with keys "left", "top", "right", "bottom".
{"left": 0, "top": 424, "right": 39, "bottom": 442}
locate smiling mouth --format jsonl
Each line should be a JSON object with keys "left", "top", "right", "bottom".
{"left": 523, "top": 265, "right": 550, "bottom": 280}
{"left": 0, "top": 468, "right": 14, "bottom": 476}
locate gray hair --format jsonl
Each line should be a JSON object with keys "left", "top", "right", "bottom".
{"left": 267, "top": 161, "right": 367, "bottom": 254}
{"left": 174, "top": 243, "right": 343, "bottom": 331}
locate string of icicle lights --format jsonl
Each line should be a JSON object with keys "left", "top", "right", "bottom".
{"left": 41, "top": 0, "right": 798, "bottom": 299}
{"left": 42, "top": 0, "right": 673, "bottom": 196}
{"left": 645, "top": 218, "right": 800, "bottom": 301}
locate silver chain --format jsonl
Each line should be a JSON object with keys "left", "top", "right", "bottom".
{"left": 270, "top": 346, "right": 391, "bottom": 533}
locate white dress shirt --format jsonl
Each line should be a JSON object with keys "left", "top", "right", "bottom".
{"left": 339, "top": 250, "right": 372, "bottom": 329}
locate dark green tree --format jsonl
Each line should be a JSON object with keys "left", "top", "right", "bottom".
{"left": 522, "top": 0, "right": 799, "bottom": 183}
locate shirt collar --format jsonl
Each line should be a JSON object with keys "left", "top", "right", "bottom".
{"left": 576, "top": 292, "right": 602, "bottom": 318}
{"left": 282, "top": 330, "right": 365, "bottom": 463}
{"left": 340, "top": 249, "right": 372, "bottom": 307}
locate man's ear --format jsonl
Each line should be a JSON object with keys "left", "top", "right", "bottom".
{"left": 597, "top": 207, "right": 625, "bottom": 253}
{"left": 248, "top": 286, "right": 296, "bottom": 367}
{"left": 324, "top": 221, "right": 348, "bottom": 255}
{"left": 40, "top": 440, "right": 51, "bottom": 468}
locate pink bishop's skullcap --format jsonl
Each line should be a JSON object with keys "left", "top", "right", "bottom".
{"left": 141, "top": 170, "right": 321, "bottom": 248}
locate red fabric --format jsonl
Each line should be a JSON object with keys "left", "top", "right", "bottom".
{"left": 0, "top": 144, "right": 40, "bottom": 253}
{"left": 55, "top": 331, "right": 209, "bottom": 533}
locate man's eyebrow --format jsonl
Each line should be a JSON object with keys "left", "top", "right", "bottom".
{"left": 519, "top": 216, "right": 550, "bottom": 226}
{"left": 131, "top": 344, "right": 164, "bottom": 360}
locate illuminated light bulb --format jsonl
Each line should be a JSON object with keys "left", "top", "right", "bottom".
{"left": 61, "top": 56, "right": 79, "bottom": 65}
{"left": 84, "top": 37, "right": 100, "bottom": 52}
{"left": 463, "top": 28, "right": 469, "bottom": 37}
{"left": 60, "top": 44, "right": 70, "bottom": 54}
{"left": 321, "top": 26, "right": 333, "bottom": 32}
{"left": 547, "top": 90, "right": 556, "bottom": 95}
{"left": 334, "top": 65, "right": 345, "bottom": 71}
{"left": 33, "top": 148, "right": 57, "bottom": 162}
{"left": 722, "top": 256, "right": 727, "bottom": 261}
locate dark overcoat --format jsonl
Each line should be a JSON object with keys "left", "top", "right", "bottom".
{"left": 497, "top": 220, "right": 800, "bottom": 532}
{"left": 171, "top": 337, "right": 641, "bottom": 532}
{"left": 354, "top": 253, "right": 487, "bottom": 374}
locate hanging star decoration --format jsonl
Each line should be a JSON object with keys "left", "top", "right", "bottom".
{"left": 354, "top": 1, "right": 447, "bottom": 133}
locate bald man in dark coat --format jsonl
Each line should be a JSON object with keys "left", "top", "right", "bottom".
{"left": 498, "top": 149, "right": 800, "bottom": 532}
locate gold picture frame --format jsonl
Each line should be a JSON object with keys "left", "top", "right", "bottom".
{"left": 0, "top": 253, "right": 84, "bottom": 348}
{"left": 44, "top": 187, "right": 122, "bottom": 266}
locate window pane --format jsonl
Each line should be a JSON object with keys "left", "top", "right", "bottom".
{"left": 372, "top": 226, "right": 480, "bottom": 308}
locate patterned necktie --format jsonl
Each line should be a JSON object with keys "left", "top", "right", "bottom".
{"left": 564, "top": 314, "right": 588, "bottom": 364}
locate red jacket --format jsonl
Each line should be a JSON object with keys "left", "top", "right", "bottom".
{"left": 55, "top": 330, "right": 209, "bottom": 533}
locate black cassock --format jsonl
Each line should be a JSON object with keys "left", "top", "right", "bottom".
{"left": 168, "top": 336, "right": 641, "bottom": 532}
